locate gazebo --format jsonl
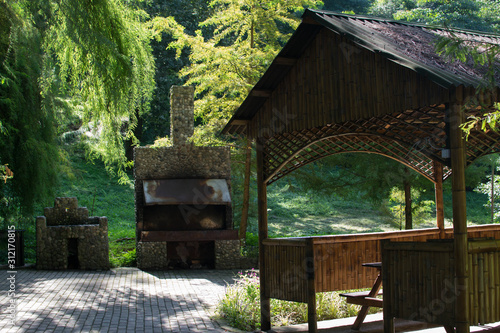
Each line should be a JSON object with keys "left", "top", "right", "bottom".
{"left": 222, "top": 9, "right": 500, "bottom": 333}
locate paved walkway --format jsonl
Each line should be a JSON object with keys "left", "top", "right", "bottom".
{"left": 0, "top": 267, "right": 239, "bottom": 333}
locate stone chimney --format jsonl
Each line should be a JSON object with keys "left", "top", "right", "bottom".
{"left": 170, "top": 86, "right": 194, "bottom": 146}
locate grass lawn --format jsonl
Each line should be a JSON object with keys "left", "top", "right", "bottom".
{"left": 7, "top": 145, "right": 491, "bottom": 267}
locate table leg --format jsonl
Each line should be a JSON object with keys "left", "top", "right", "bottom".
{"left": 352, "top": 273, "right": 383, "bottom": 330}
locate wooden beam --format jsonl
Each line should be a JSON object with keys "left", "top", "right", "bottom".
{"left": 449, "top": 86, "right": 470, "bottom": 333}
{"left": 306, "top": 238, "right": 317, "bottom": 333}
{"left": 251, "top": 89, "right": 272, "bottom": 98}
{"left": 302, "top": 16, "right": 322, "bottom": 25}
{"left": 274, "top": 57, "right": 297, "bottom": 66}
{"left": 434, "top": 160, "right": 445, "bottom": 238}
{"left": 140, "top": 230, "right": 239, "bottom": 242}
{"left": 239, "top": 135, "right": 252, "bottom": 241}
{"left": 257, "top": 138, "right": 271, "bottom": 331}
{"left": 382, "top": 240, "right": 395, "bottom": 333}
{"left": 231, "top": 119, "right": 250, "bottom": 126}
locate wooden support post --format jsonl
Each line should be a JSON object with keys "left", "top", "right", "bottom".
{"left": 239, "top": 134, "right": 252, "bottom": 241}
{"left": 382, "top": 240, "right": 395, "bottom": 333}
{"left": 257, "top": 138, "right": 271, "bottom": 331}
{"left": 434, "top": 161, "right": 445, "bottom": 238}
{"left": 305, "top": 238, "right": 317, "bottom": 333}
{"left": 449, "top": 86, "right": 470, "bottom": 333}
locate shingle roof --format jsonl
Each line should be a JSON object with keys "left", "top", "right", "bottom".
{"left": 222, "top": 9, "right": 500, "bottom": 134}
{"left": 308, "top": 9, "right": 500, "bottom": 88}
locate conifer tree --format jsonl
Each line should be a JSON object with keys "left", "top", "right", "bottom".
{"left": 153, "top": 0, "right": 323, "bottom": 139}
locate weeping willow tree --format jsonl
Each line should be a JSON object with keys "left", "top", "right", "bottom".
{"left": 0, "top": 0, "right": 155, "bottom": 214}
{"left": 43, "top": 0, "right": 155, "bottom": 178}
{"left": 0, "top": 1, "right": 59, "bottom": 215}
{"left": 152, "top": 0, "right": 323, "bottom": 140}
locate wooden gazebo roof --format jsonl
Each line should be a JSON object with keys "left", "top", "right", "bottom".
{"left": 222, "top": 9, "right": 500, "bottom": 185}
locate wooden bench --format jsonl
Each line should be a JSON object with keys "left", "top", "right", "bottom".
{"left": 339, "top": 290, "right": 383, "bottom": 307}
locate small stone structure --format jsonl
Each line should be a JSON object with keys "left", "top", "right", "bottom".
{"left": 135, "top": 86, "right": 242, "bottom": 270}
{"left": 36, "top": 197, "right": 109, "bottom": 270}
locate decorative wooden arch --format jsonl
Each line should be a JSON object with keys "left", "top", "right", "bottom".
{"left": 222, "top": 9, "right": 500, "bottom": 333}
{"left": 262, "top": 104, "right": 450, "bottom": 184}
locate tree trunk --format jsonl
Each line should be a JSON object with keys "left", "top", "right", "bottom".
{"left": 125, "top": 108, "right": 142, "bottom": 161}
{"left": 404, "top": 176, "right": 412, "bottom": 230}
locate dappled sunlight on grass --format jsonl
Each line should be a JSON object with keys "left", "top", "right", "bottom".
{"left": 267, "top": 213, "right": 395, "bottom": 238}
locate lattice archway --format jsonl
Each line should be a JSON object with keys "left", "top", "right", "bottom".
{"left": 262, "top": 104, "right": 448, "bottom": 184}
{"left": 261, "top": 104, "right": 500, "bottom": 185}
{"left": 264, "top": 133, "right": 448, "bottom": 184}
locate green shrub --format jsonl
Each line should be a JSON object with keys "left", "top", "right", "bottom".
{"left": 240, "top": 232, "right": 259, "bottom": 258}
{"left": 110, "top": 248, "right": 136, "bottom": 268}
{"left": 216, "top": 270, "right": 374, "bottom": 331}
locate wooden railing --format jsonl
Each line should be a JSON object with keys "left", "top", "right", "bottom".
{"left": 261, "top": 224, "right": 500, "bottom": 332}
{"left": 263, "top": 227, "right": 441, "bottom": 303}
{"left": 262, "top": 224, "right": 500, "bottom": 303}
{"left": 468, "top": 240, "right": 500, "bottom": 325}
{"left": 382, "top": 238, "right": 500, "bottom": 327}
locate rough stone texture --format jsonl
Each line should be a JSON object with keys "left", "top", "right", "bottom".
{"left": 240, "top": 256, "right": 259, "bottom": 270}
{"left": 170, "top": 85, "right": 194, "bottom": 146}
{"left": 43, "top": 197, "right": 91, "bottom": 226}
{"left": 215, "top": 240, "right": 242, "bottom": 270}
{"left": 36, "top": 197, "right": 109, "bottom": 270}
{"left": 136, "top": 241, "right": 168, "bottom": 270}
{"left": 134, "top": 145, "right": 231, "bottom": 179}
{"left": 134, "top": 145, "right": 233, "bottom": 229}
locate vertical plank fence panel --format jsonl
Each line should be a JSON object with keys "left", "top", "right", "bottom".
{"left": 262, "top": 225, "right": 500, "bottom": 331}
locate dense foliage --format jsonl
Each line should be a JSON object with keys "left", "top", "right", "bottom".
{"left": 43, "top": 0, "right": 155, "bottom": 179}
{"left": 0, "top": 0, "right": 155, "bottom": 217}
{"left": 140, "top": 0, "right": 213, "bottom": 143}
{"left": 370, "top": 0, "right": 500, "bottom": 32}
{"left": 0, "top": 1, "right": 59, "bottom": 215}
{"left": 152, "top": 0, "right": 323, "bottom": 140}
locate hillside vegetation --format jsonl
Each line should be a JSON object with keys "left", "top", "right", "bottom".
{"left": 4, "top": 145, "right": 492, "bottom": 267}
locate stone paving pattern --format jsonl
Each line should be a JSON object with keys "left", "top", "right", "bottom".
{"left": 0, "top": 268, "right": 238, "bottom": 332}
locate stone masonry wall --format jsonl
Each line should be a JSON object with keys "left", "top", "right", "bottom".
{"left": 170, "top": 86, "right": 194, "bottom": 146}
{"left": 215, "top": 240, "right": 241, "bottom": 270}
{"left": 134, "top": 145, "right": 233, "bottom": 230}
{"left": 36, "top": 198, "right": 109, "bottom": 270}
{"left": 136, "top": 241, "right": 168, "bottom": 270}
{"left": 43, "top": 197, "right": 91, "bottom": 226}
{"left": 215, "top": 240, "right": 258, "bottom": 270}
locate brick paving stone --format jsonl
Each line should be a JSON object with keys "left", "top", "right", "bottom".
{"left": 0, "top": 268, "right": 238, "bottom": 332}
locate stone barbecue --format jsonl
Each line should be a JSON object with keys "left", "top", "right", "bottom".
{"left": 36, "top": 197, "right": 109, "bottom": 270}
{"left": 134, "top": 86, "right": 240, "bottom": 270}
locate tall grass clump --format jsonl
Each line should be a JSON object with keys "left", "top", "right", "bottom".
{"left": 216, "top": 270, "right": 374, "bottom": 331}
